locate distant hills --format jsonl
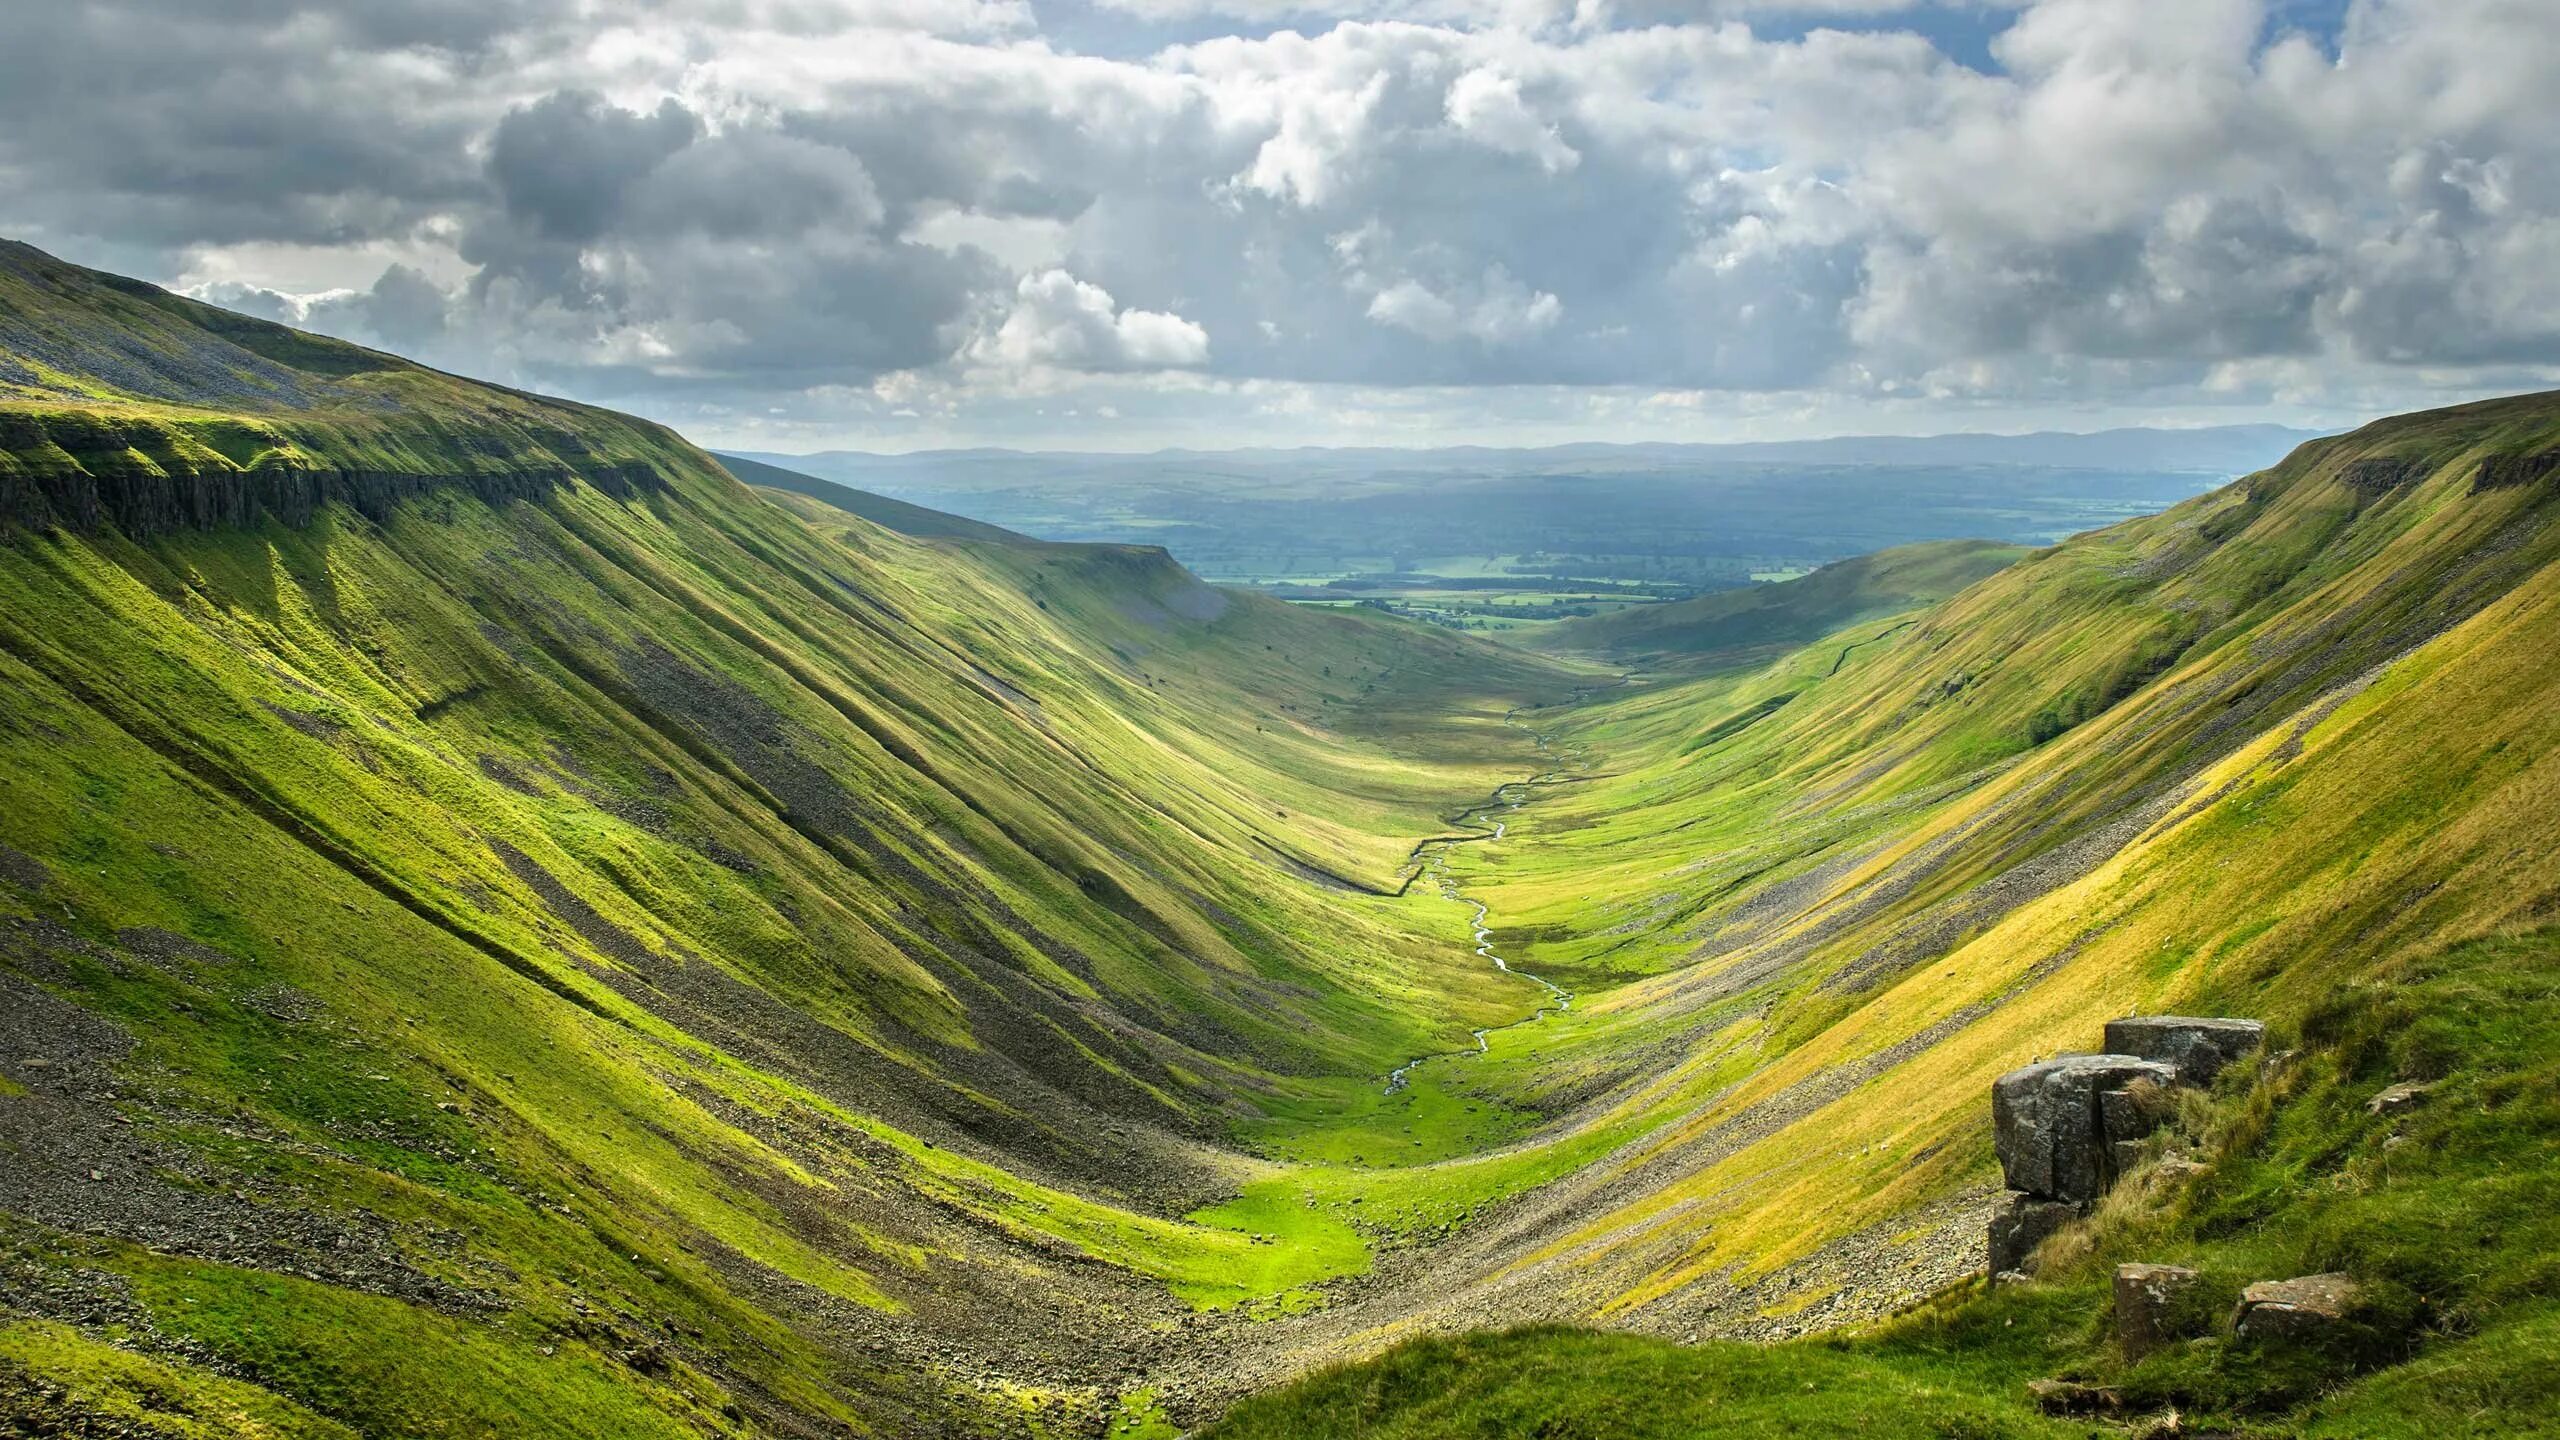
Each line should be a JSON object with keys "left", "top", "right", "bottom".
{"left": 720, "top": 425, "right": 2316, "bottom": 592}
{"left": 727, "top": 424, "right": 2324, "bottom": 485}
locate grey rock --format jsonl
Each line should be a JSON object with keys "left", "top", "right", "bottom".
{"left": 2102, "top": 1016, "right": 2266, "bottom": 1088}
{"left": 2115, "top": 1263, "right": 2204, "bottom": 1359}
{"left": 2233, "top": 1272, "right": 2362, "bottom": 1343}
{"left": 2148, "top": 1156, "right": 2210, "bottom": 1187}
{"left": 1988, "top": 1190, "right": 2083, "bottom": 1275}
{"left": 1994, "top": 1055, "right": 2180, "bottom": 1202}
{"left": 2367, "top": 1082, "right": 2433, "bottom": 1117}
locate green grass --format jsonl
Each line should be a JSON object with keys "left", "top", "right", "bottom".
{"left": 120, "top": 1256, "right": 723, "bottom": 1440}
{"left": 1209, "top": 1317, "right": 2088, "bottom": 1440}
{"left": 0, "top": 240, "right": 1593, "bottom": 1432}
{"left": 1212, "top": 927, "right": 2560, "bottom": 1437}
{"left": 0, "top": 1319, "right": 362, "bottom": 1440}
{"left": 1529, "top": 538, "right": 2028, "bottom": 669}
{"left": 12, "top": 240, "right": 2560, "bottom": 1438}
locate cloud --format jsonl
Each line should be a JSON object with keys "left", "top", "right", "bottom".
{"left": 487, "top": 92, "right": 705, "bottom": 242}
{"left": 1366, "top": 267, "right": 1563, "bottom": 343}
{"left": 1444, "top": 67, "right": 1579, "bottom": 172}
{"left": 968, "top": 269, "right": 1211, "bottom": 372}
{"left": 0, "top": 0, "right": 2555, "bottom": 444}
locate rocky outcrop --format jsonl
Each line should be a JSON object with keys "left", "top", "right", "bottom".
{"left": 2366, "top": 1081, "right": 2432, "bottom": 1117}
{"left": 2233, "top": 1273, "right": 2362, "bottom": 1343}
{"left": 2102, "top": 1016, "right": 2264, "bottom": 1088}
{"left": 1984, "top": 1015, "right": 2263, "bottom": 1275}
{"left": 1989, "top": 1192, "right": 2084, "bottom": 1276}
{"left": 2025, "top": 1378, "right": 2123, "bottom": 1415}
{"left": 1994, "top": 1054, "right": 2180, "bottom": 1204}
{"left": 2114, "top": 1263, "right": 2204, "bottom": 1358}
{"left": 2338, "top": 456, "right": 2430, "bottom": 493}
{"left": 3, "top": 458, "right": 661, "bottom": 535}
{"left": 2, "top": 405, "right": 668, "bottom": 535}
{"left": 2473, "top": 450, "right": 2560, "bottom": 493}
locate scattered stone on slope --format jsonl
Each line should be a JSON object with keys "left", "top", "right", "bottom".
{"left": 2102, "top": 1016, "right": 2266, "bottom": 1088}
{"left": 2027, "top": 1377, "right": 2124, "bottom": 1414}
{"left": 2232, "top": 1273, "right": 2363, "bottom": 1343}
{"left": 2114, "top": 1263, "right": 2204, "bottom": 1359}
{"left": 2366, "top": 1081, "right": 2432, "bottom": 1117}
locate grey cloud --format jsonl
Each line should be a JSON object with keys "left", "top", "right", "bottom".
{"left": 488, "top": 93, "right": 707, "bottom": 242}
{"left": 359, "top": 265, "right": 455, "bottom": 349}
{"left": 0, "top": 0, "right": 2553, "bottom": 437}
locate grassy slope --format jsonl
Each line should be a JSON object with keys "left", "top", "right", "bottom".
{"left": 1528, "top": 538, "right": 2029, "bottom": 670}
{"left": 11, "top": 232, "right": 2559, "bottom": 1436}
{"left": 1213, "top": 929, "right": 2560, "bottom": 1438}
{"left": 0, "top": 243, "right": 1587, "bottom": 1435}
{"left": 1208, "top": 391, "right": 2560, "bottom": 1433}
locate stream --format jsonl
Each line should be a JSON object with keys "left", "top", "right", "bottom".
{"left": 1381, "top": 720, "right": 1580, "bottom": 1095}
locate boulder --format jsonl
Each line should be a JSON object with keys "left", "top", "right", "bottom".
{"left": 2100, "top": 1081, "right": 2176, "bottom": 1176}
{"left": 1994, "top": 1055, "right": 2181, "bottom": 1202}
{"left": 1988, "top": 1190, "right": 2082, "bottom": 1275}
{"left": 2103, "top": 1016, "right": 2266, "bottom": 1088}
{"left": 2115, "top": 1263, "right": 2204, "bottom": 1358}
{"left": 2233, "top": 1273, "right": 2362, "bottom": 1343}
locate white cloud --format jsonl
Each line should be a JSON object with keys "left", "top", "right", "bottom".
{"left": 1366, "top": 267, "right": 1562, "bottom": 343}
{"left": 967, "top": 268, "right": 1212, "bottom": 372}
{"left": 1445, "top": 66, "right": 1578, "bottom": 172}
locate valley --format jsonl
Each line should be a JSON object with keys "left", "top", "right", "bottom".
{"left": 5, "top": 241, "right": 2559, "bottom": 1439}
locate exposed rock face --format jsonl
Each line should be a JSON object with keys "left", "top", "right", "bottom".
{"left": 2474, "top": 450, "right": 2560, "bottom": 492}
{"left": 4, "top": 460, "right": 663, "bottom": 536}
{"left": 1993, "top": 1055, "right": 2180, "bottom": 1204}
{"left": 2, "top": 407, "right": 666, "bottom": 535}
{"left": 2102, "top": 1016, "right": 2266, "bottom": 1088}
{"left": 2233, "top": 1273, "right": 2362, "bottom": 1343}
{"left": 1983, "top": 1016, "right": 2262, "bottom": 1277}
{"left": 1988, "top": 1191, "right": 2083, "bottom": 1275}
{"left": 2115, "top": 1263, "right": 2204, "bottom": 1358}
{"left": 2026, "top": 1378, "right": 2122, "bottom": 1414}
{"left": 2338, "top": 456, "right": 2430, "bottom": 492}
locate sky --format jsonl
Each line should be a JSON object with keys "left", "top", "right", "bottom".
{"left": 4, "top": 0, "right": 2556, "bottom": 452}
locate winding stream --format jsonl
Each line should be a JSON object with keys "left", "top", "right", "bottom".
{"left": 1381, "top": 721, "right": 1581, "bottom": 1094}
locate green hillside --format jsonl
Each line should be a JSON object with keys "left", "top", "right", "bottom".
{"left": 1208, "top": 390, "right": 2560, "bottom": 1433}
{"left": 0, "top": 241, "right": 1593, "bottom": 1435}
{"left": 1530, "top": 538, "right": 2028, "bottom": 670}
{"left": 8, "top": 237, "right": 2560, "bottom": 1440}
